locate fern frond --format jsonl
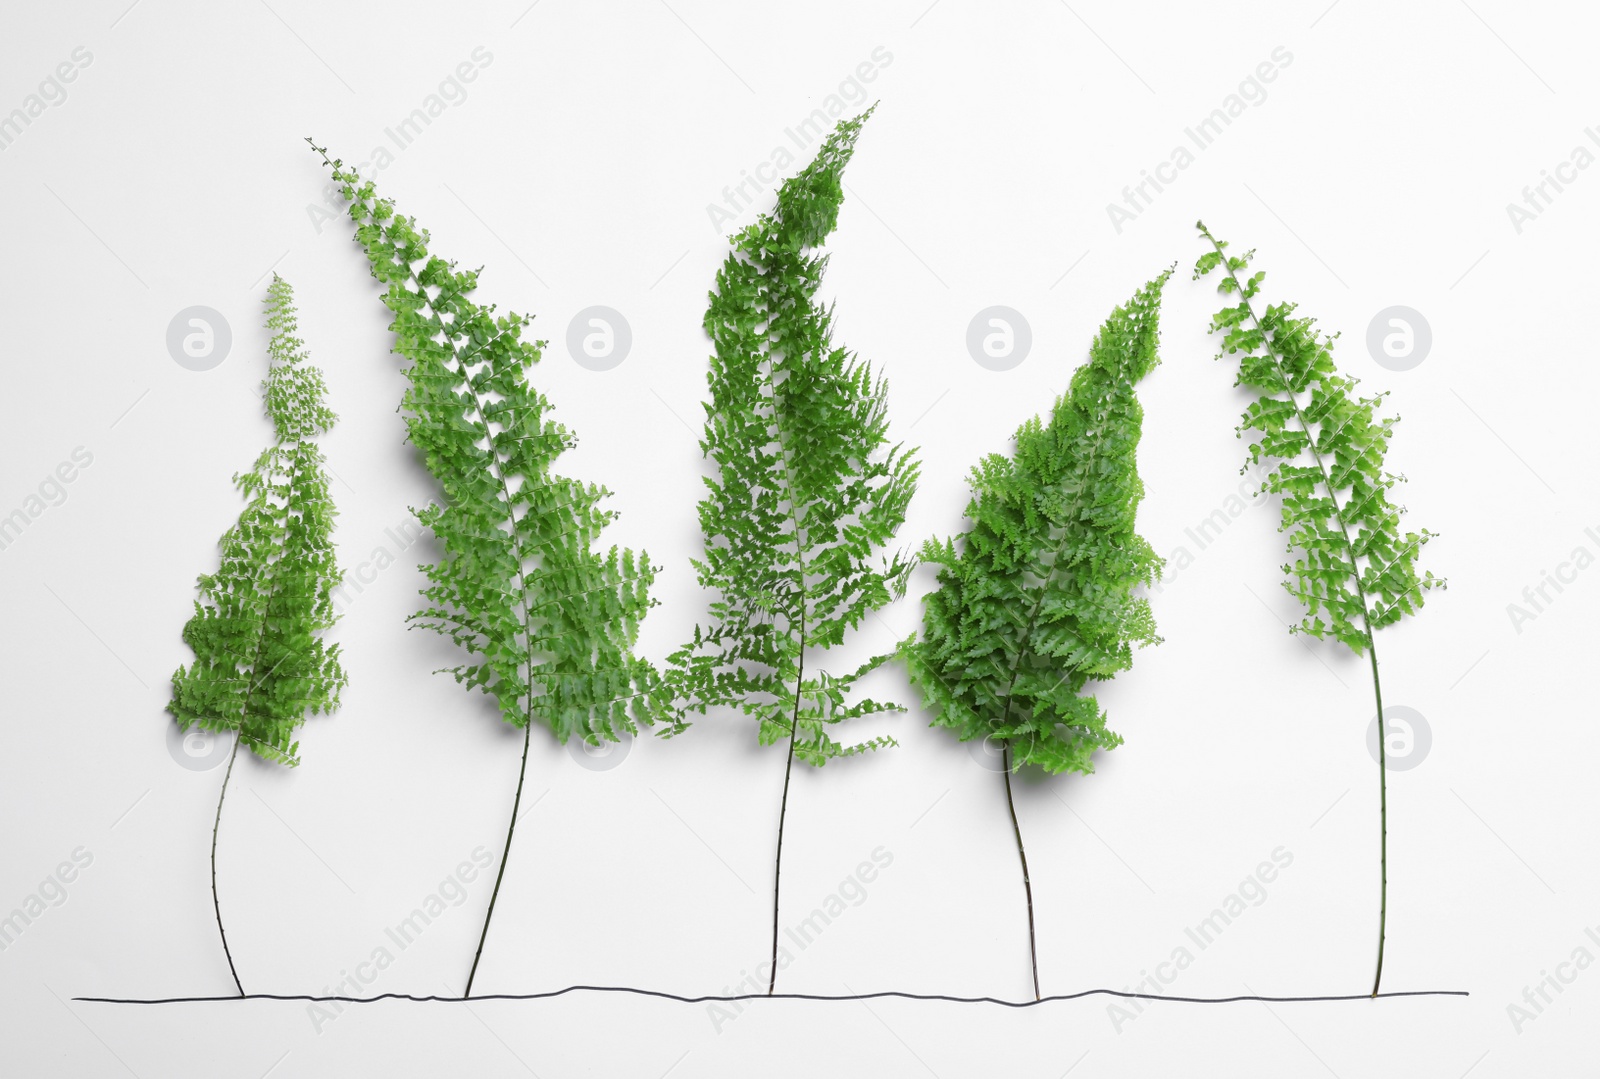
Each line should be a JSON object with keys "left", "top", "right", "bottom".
{"left": 907, "top": 272, "right": 1171, "bottom": 777}
{"left": 169, "top": 275, "right": 347, "bottom": 766}
{"left": 667, "top": 108, "right": 916, "bottom": 997}
{"left": 1193, "top": 221, "right": 1444, "bottom": 997}
{"left": 1192, "top": 224, "right": 1443, "bottom": 653}
{"left": 669, "top": 105, "right": 919, "bottom": 763}
{"left": 311, "top": 140, "right": 677, "bottom": 996}
{"left": 309, "top": 142, "right": 673, "bottom": 744}
{"left": 168, "top": 274, "right": 346, "bottom": 996}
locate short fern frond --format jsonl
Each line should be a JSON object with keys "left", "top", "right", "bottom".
{"left": 169, "top": 275, "right": 347, "bottom": 767}
{"left": 907, "top": 272, "right": 1171, "bottom": 776}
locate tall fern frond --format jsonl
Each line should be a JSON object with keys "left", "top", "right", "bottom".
{"left": 1194, "top": 222, "right": 1444, "bottom": 996}
{"left": 668, "top": 107, "right": 919, "bottom": 993}
{"left": 169, "top": 274, "right": 347, "bottom": 995}
{"left": 905, "top": 272, "right": 1170, "bottom": 1000}
{"left": 311, "top": 141, "right": 674, "bottom": 996}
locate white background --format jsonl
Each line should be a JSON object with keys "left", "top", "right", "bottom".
{"left": 1, "top": 0, "right": 1594, "bottom": 1075}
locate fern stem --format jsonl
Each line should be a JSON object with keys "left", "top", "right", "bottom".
{"left": 466, "top": 718, "right": 533, "bottom": 998}
{"left": 1002, "top": 746, "right": 1041, "bottom": 1001}
{"left": 769, "top": 653, "right": 804, "bottom": 996}
{"left": 991, "top": 497, "right": 1080, "bottom": 1000}
{"left": 210, "top": 737, "right": 244, "bottom": 997}
{"left": 1369, "top": 646, "right": 1387, "bottom": 996}
{"left": 1200, "top": 227, "right": 1389, "bottom": 996}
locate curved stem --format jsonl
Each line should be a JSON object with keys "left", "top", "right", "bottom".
{"left": 1369, "top": 648, "right": 1387, "bottom": 996}
{"left": 210, "top": 738, "right": 244, "bottom": 997}
{"left": 1002, "top": 746, "right": 1040, "bottom": 1001}
{"left": 769, "top": 651, "right": 805, "bottom": 996}
{"left": 465, "top": 719, "right": 533, "bottom": 998}
{"left": 1201, "top": 226, "right": 1389, "bottom": 996}
{"left": 992, "top": 584, "right": 1060, "bottom": 1001}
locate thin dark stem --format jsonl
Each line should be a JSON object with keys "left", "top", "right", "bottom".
{"left": 1369, "top": 646, "right": 1387, "bottom": 997}
{"left": 210, "top": 738, "right": 244, "bottom": 997}
{"left": 769, "top": 651, "right": 805, "bottom": 996}
{"left": 466, "top": 721, "right": 533, "bottom": 997}
{"left": 1002, "top": 746, "right": 1041, "bottom": 1001}
{"left": 992, "top": 590, "right": 1057, "bottom": 1001}
{"left": 1201, "top": 226, "right": 1389, "bottom": 996}
{"left": 466, "top": 719, "right": 533, "bottom": 998}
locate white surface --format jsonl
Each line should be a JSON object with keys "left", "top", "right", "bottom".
{"left": 1, "top": 0, "right": 1593, "bottom": 1075}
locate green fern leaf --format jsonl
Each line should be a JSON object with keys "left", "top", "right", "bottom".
{"left": 1193, "top": 224, "right": 1443, "bottom": 651}
{"left": 311, "top": 145, "right": 672, "bottom": 743}
{"left": 169, "top": 274, "right": 347, "bottom": 766}
{"left": 168, "top": 275, "right": 347, "bottom": 995}
{"left": 905, "top": 272, "right": 1169, "bottom": 1001}
{"left": 311, "top": 141, "right": 673, "bottom": 996}
{"left": 671, "top": 106, "right": 918, "bottom": 764}
{"left": 1193, "top": 221, "right": 1444, "bottom": 996}
{"left": 908, "top": 271, "right": 1170, "bottom": 778}
{"left": 668, "top": 108, "right": 918, "bottom": 993}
